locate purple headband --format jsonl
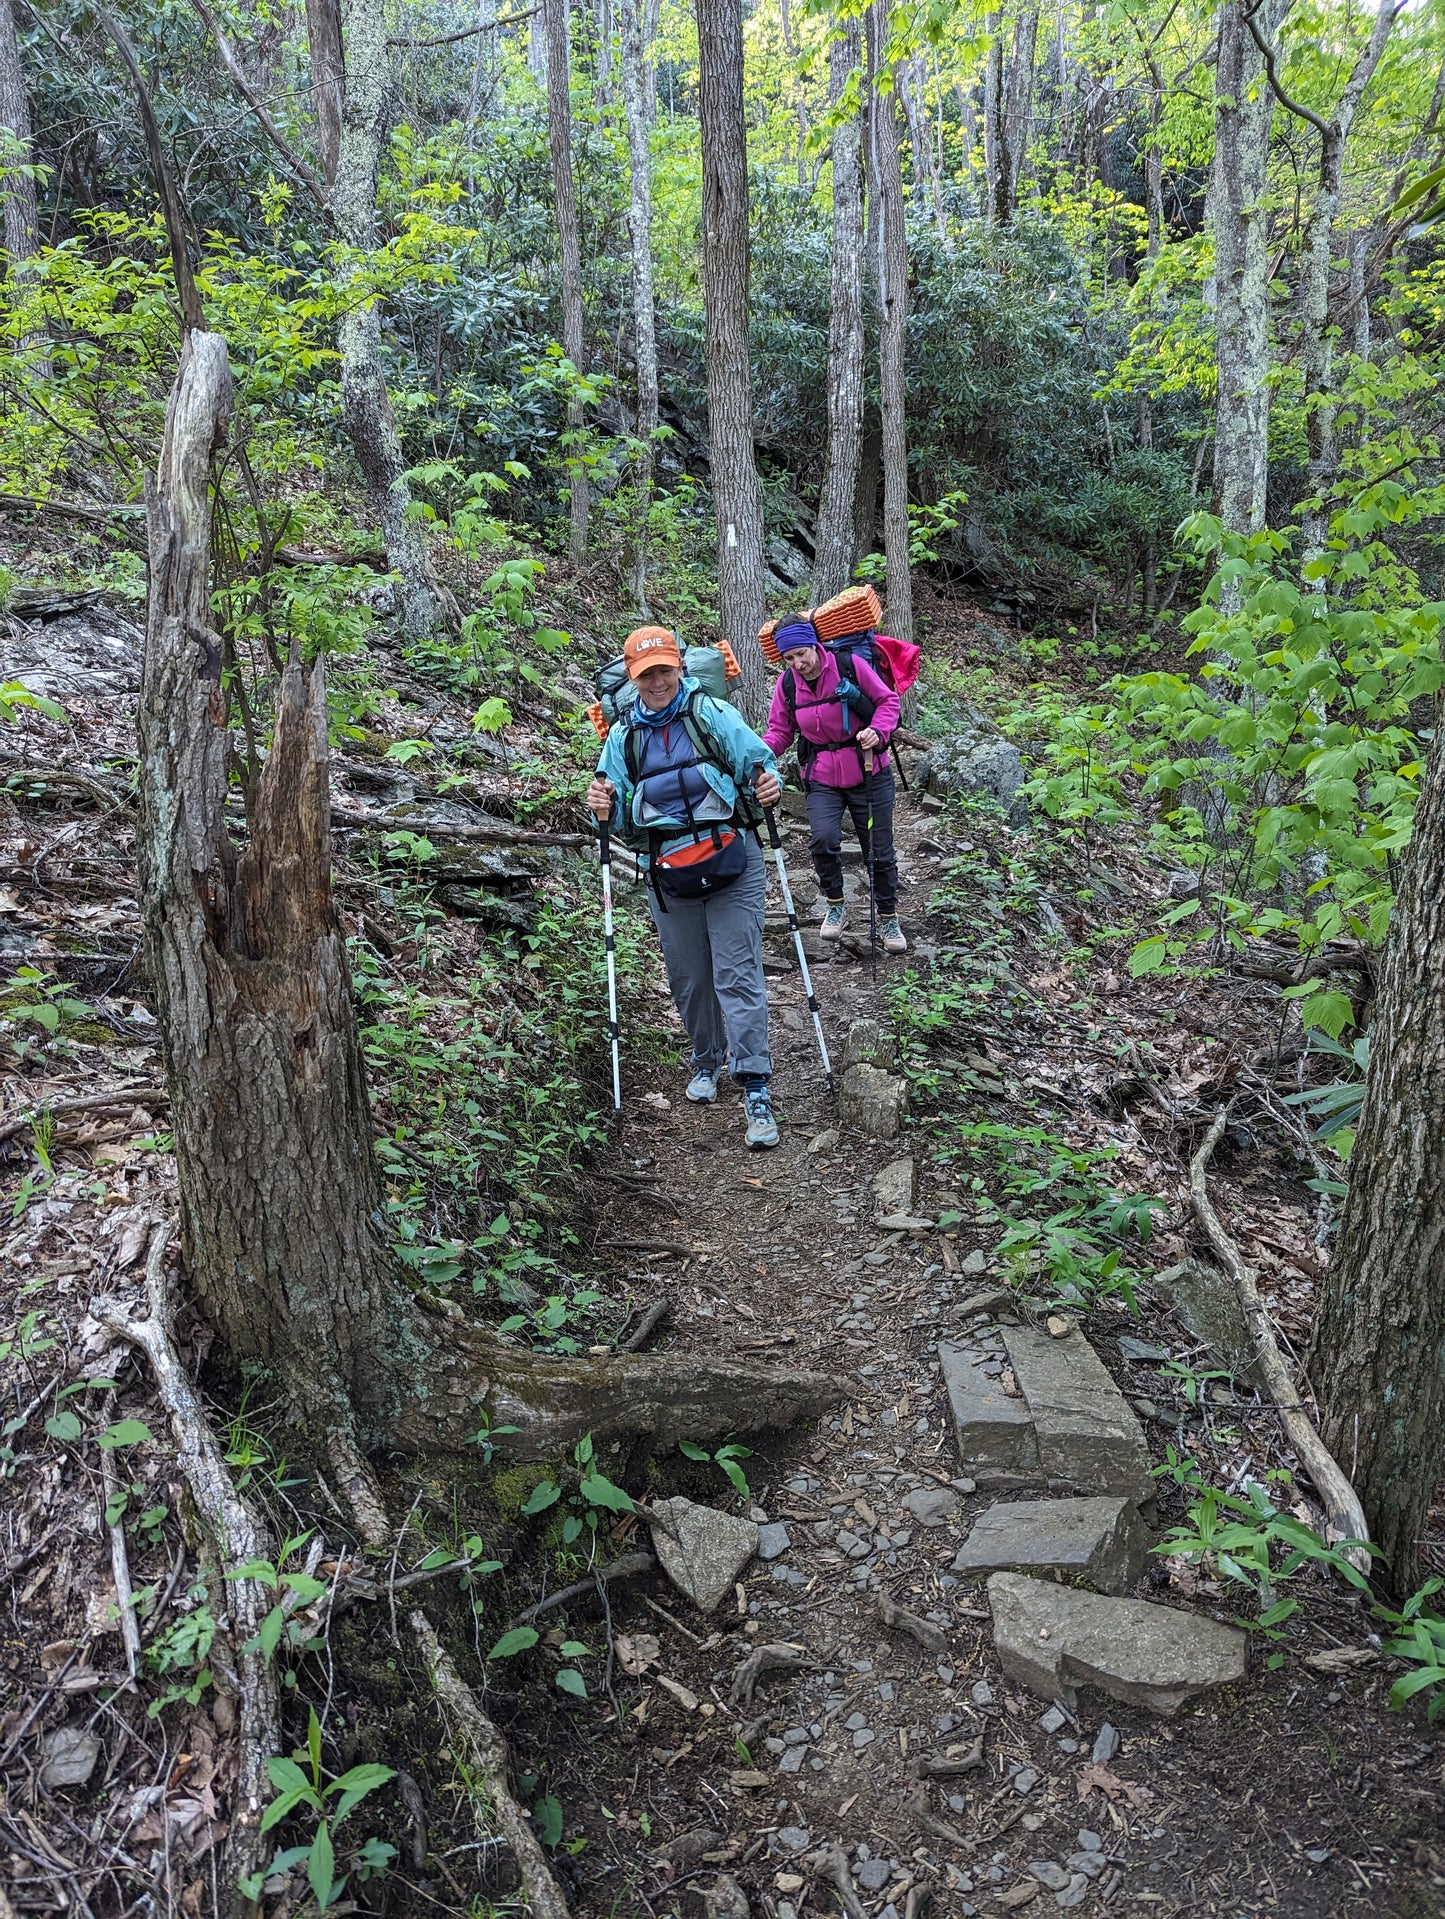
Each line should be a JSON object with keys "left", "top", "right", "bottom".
{"left": 773, "top": 619, "right": 819, "bottom": 655}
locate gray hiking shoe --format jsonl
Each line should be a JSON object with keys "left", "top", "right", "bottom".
{"left": 686, "top": 1065, "right": 722, "bottom": 1103}
{"left": 880, "top": 914, "right": 908, "bottom": 953}
{"left": 820, "top": 899, "right": 847, "bottom": 939}
{"left": 743, "top": 1086, "right": 780, "bottom": 1150}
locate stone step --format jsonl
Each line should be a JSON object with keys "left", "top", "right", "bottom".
{"left": 940, "top": 1322, "right": 1153, "bottom": 1503}
{"left": 951, "top": 1495, "right": 1150, "bottom": 1597}
{"left": 987, "top": 1571, "right": 1247, "bottom": 1717}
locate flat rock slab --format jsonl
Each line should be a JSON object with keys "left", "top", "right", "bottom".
{"left": 838, "top": 1064, "right": 909, "bottom": 1140}
{"left": 940, "top": 1326, "right": 1152, "bottom": 1502}
{"left": 872, "top": 1156, "right": 916, "bottom": 1219}
{"left": 951, "top": 1496, "right": 1150, "bottom": 1596}
{"left": 987, "top": 1571, "right": 1247, "bottom": 1716}
{"left": 648, "top": 1497, "right": 758, "bottom": 1612}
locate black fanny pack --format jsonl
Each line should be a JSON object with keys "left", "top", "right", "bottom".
{"left": 652, "top": 827, "right": 748, "bottom": 899}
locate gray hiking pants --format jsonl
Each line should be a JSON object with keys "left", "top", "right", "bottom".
{"left": 646, "top": 832, "right": 772, "bottom": 1081}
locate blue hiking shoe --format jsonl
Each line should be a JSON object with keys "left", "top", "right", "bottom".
{"left": 820, "top": 899, "right": 848, "bottom": 940}
{"left": 743, "top": 1085, "right": 780, "bottom": 1150}
{"left": 686, "top": 1065, "right": 722, "bottom": 1104}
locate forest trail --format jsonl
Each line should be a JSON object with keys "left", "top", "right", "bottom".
{"left": 548, "top": 782, "right": 1440, "bottom": 1918}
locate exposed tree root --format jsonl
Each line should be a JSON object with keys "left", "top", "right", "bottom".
{"left": 509, "top": 1551, "right": 655, "bottom": 1629}
{"left": 330, "top": 1435, "right": 574, "bottom": 1918}
{"left": 1191, "top": 1108, "right": 1371, "bottom": 1571}
{"left": 805, "top": 1841, "right": 869, "bottom": 1918}
{"left": 92, "top": 1224, "right": 280, "bottom": 1915}
{"left": 877, "top": 1592, "right": 947, "bottom": 1656}
{"left": 389, "top": 1324, "right": 846, "bottom": 1459}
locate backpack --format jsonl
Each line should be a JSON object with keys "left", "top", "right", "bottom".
{"left": 588, "top": 640, "right": 738, "bottom": 734}
{"left": 779, "top": 657, "right": 879, "bottom": 783}
{"left": 616, "top": 689, "right": 763, "bottom": 905}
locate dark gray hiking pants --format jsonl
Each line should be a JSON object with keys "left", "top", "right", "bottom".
{"left": 646, "top": 832, "right": 772, "bottom": 1080}
{"left": 805, "top": 767, "right": 898, "bottom": 912}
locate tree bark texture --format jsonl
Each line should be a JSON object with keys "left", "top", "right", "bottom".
{"left": 304, "top": 0, "right": 345, "bottom": 182}
{"left": 620, "top": 0, "right": 659, "bottom": 613}
{"left": 812, "top": 13, "right": 865, "bottom": 603}
{"left": 1247, "top": 0, "right": 1396, "bottom": 556}
{"left": 140, "top": 337, "right": 842, "bottom": 1463}
{"left": 327, "top": 0, "right": 441, "bottom": 634}
{"left": 0, "top": 0, "right": 38, "bottom": 264}
{"left": 900, "top": 58, "right": 945, "bottom": 244}
{"left": 1311, "top": 723, "right": 1445, "bottom": 1593}
{"left": 694, "top": 0, "right": 768, "bottom": 719}
{"left": 982, "top": 12, "right": 1002, "bottom": 223}
{"left": 1211, "top": 0, "right": 1283, "bottom": 540}
{"left": 867, "top": 5, "right": 913, "bottom": 649}
{"left": 546, "top": 0, "right": 590, "bottom": 563}
{"left": 996, "top": 5, "right": 1038, "bottom": 224}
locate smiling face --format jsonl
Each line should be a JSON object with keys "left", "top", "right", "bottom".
{"left": 635, "top": 660, "right": 683, "bottom": 709}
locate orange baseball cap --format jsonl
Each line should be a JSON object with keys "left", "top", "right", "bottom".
{"left": 623, "top": 625, "right": 683, "bottom": 680}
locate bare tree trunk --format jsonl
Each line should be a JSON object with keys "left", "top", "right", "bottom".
{"left": 778, "top": 0, "right": 809, "bottom": 190}
{"left": 304, "top": 0, "right": 345, "bottom": 182}
{"left": 900, "top": 58, "right": 945, "bottom": 243}
{"left": 854, "top": 420, "right": 881, "bottom": 563}
{"left": 141, "top": 335, "right": 842, "bottom": 1458}
{"left": 529, "top": 6, "right": 548, "bottom": 79}
{"left": 694, "top": 0, "right": 769, "bottom": 718}
{"left": 315, "top": 0, "right": 441, "bottom": 634}
{"left": 620, "top": 0, "right": 658, "bottom": 612}
{"left": 0, "top": 0, "right": 38, "bottom": 264}
{"left": 466, "top": 0, "right": 500, "bottom": 120}
{"left": 545, "top": 0, "right": 590, "bottom": 563}
{"left": 1246, "top": 0, "right": 1395, "bottom": 556}
{"left": 1311, "top": 721, "right": 1445, "bottom": 1593}
{"left": 1211, "top": 0, "right": 1282, "bottom": 543}
{"left": 997, "top": 4, "right": 1038, "bottom": 224}
{"left": 594, "top": 0, "right": 614, "bottom": 106}
{"left": 983, "top": 11, "right": 1003, "bottom": 223}
{"left": 813, "top": 13, "right": 865, "bottom": 603}
{"left": 867, "top": 4, "right": 913, "bottom": 649}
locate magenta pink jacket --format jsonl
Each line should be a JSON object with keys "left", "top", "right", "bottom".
{"left": 762, "top": 648, "right": 900, "bottom": 790}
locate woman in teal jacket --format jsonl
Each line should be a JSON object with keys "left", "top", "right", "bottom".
{"left": 588, "top": 627, "right": 783, "bottom": 1149}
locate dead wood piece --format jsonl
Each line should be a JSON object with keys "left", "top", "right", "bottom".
{"left": 0, "top": 1085, "right": 167, "bottom": 1145}
{"left": 99, "top": 1446, "right": 142, "bottom": 1679}
{"left": 904, "top": 1878, "right": 936, "bottom": 1919}
{"left": 619, "top": 1299, "right": 670, "bottom": 1353}
{"left": 910, "top": 1736, "right": 984, "bottom": 1779}
{"left": 906, "top": 1785, "right": 973, "bottom": 1852}
{"left": 93, "top": 1224, "right": 280, "bottom": 1909}
{"left": 728, "top": 1641, "right": 817, "bottom": 1706}
{"left": 331, "top": 800, "right": 584, "bottom": 849}
{"left": 602, "top": 1235, "right": 712, "bottom": 1257}
{"left": 1191, "top": 1108, "right": 1371, "bottom": 1571}
{"left": 877, "top": 1593, "right": 948, "bottom": 1657}
{"left": 805, "top": 1842, "right": 869, "bottom": 1919}
{"left": 328, "top": 1435, "right": 572, "bottom": 1919}
{"left": 0, "top": 764, "right": 133, "bottom": 810}
{"left": 508, "top": 1552, "right": 655, "bottom": 1629}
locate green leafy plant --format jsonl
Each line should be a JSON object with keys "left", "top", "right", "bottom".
{"left": 238, "top": 1707, "right": 396, "bottom": 1908}
{"left": 227, "top": 1534, "right": 330, "bottom": 1665}
{"left": 1375, "top": 1580, "right": 1445, "bottom": 1720}
{"left": 678, "top": 1438, "right": 754, "bottom": 1502}
{"left": 145, "top": 1582, "right": 218, "bottom": 1717}
{"left": 1282, "top": 1033, "right": 1371, "bottom": 1158}
{"left": 518, "top": 1432, "right": 635, "bottom": 1545}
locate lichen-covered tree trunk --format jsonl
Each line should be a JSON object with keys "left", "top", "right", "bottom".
{"left": 867, "top": 3, "right": 913, "bottom": 650}
{"left": 1212, "top": 0, "right": 1283, "bottom": 542}
{"left": 142, "top": 336, "right": 839, "bottom": 1458}
{"left": 546, "top": 0, "right": 590, "bottom": 564}
{"left": 812, "top": 12, "right": 865, "bottom": 603}
{"left": 316, "top": 0, "right": 441, "bottom": 635}
{"left": 996, "top": 5, "right": 1038, "bottom": 224}
{"left": 1311, "top": 721, "right": 1445, "bottom": 1593}
{"left": 620, "top": 0, "right": 657, "bottom": 612}
{"left": 0, "top": 0, "right": 39, "bottom": 265}
{"left": 694, "top": 0, "right": 768, "bottom": 718}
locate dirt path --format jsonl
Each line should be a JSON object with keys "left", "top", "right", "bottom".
{"left": 551, "top": 789, "right": 1445, "bottom": 1919}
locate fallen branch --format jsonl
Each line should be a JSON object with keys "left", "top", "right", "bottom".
{"left": 0, "top": 1085, "right": 167, "bottom": 1145}
{"left": 99, "top": 1446, "right": 142, "bottom": 1679}
{"left": 508, "top": 1552, "right": 655, "bottom": 1629}
{"left": 0, "top": 493, "right": 147, "bottom": 521}
{"left": 910, "top": 1736, "right": 984, "bottom": 1779}
{"left": 93, "top": 1225, "right": 281, "bottom": 1909}
{"left": 805, "top": 1842, "right": 869, "bottom": 1919}
{"left": 877, "top": 1593, "right": 947, "bottom": 1657}
{"left": 331, "top": 801, "right": 585, "bottom": 849}
{"left": 619, "top": 1300, "right": 670, "bottom": 1353}
{"left": 0, "top": 764, "right": 134, "bottom": 810}
{"left": 1190, "top": 1109, "right": 1371, "bottom": 1571}
{"left": 728, "top": 1641, "right": 818, "bottom": 1706}
{"left": 328, "top": 1436, "right": 572, "bottom": 1919}
{"left": 906, "top": 1784, "right": 974, "bottom": 1853}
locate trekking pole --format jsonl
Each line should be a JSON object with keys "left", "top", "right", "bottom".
{"left": 598, "top": 819, "right": 623, "bottom": 1115}
{"left": 864, "top": 757, "right": 879, "bottom": 983}
{"left": 762, "top": 806, "right": 834, "bottom": 1090}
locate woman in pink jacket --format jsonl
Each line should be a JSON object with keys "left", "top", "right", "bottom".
{"left": 762, "top": 617, "right": 907, "bottom": 953}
